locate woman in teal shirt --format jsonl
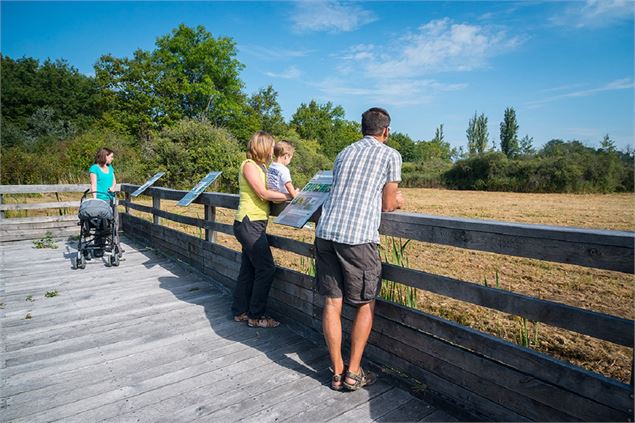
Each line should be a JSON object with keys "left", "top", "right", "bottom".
{"left": 89, "top": 147, "right": 117, "bottom": 200}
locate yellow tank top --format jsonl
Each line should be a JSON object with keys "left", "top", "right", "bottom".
{"left": 236, "top": 159, "right": 270, "bottom": 222}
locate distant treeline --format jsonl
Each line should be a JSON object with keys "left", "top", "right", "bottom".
{"left": 2, "top": 24, "right": 632, "bottom": 194}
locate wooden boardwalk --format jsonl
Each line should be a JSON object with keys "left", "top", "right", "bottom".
{"left": 0, "top": 236, "right": 456, "bottom": 423}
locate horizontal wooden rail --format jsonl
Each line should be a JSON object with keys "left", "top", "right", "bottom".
{"left": 382, "top": 263, "right": 633, "bottom": 346}
{"left": 0, "top": 184, "right": 121, "bottom": 194}
{"left": 0, "top": 201, "right": 80, "bottom": 211}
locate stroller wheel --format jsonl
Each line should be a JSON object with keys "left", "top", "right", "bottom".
{"left": 110, "top": 253, "right": 120, "bottom": 267}
{"left": 77, "top": 252, "right": 86, "bottom": 270}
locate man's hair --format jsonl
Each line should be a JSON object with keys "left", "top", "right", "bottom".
{"left": 94, "top": 147, "right": 114, "bottom": 166}
{"left": 361, "top": 107, "right": 391, "bottom": 136}
{"left": 247, "top": 131, "right": 275, "bottom": 164}
{"left": 274, "top": 140, "right": 295, "bottom": 158}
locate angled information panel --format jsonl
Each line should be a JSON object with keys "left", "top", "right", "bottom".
{"left": 275, "top": 170, "right": 333, "bottom": 228}
{"left": 131, "top": 172, "right": 165, "bottom": 197}
{"left": 177, "top": 171, "right": 222, "bottom": 207}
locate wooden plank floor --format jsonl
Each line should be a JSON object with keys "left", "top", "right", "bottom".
{"left": 0, "top": 236, "right": 457, "bottom": 422}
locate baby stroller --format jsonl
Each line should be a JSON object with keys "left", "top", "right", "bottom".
{"left": 74, "top": 190, "right": 122, "bottom": 269}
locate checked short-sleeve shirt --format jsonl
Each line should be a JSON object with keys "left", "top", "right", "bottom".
{"left": 316, "top": 136, "right": 402, "bottom": 245}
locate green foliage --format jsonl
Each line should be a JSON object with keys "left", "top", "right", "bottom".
{"left": 380, "top": 237, "right": 417, "bottom": 308}
{"left": 248, "top": 85, "right": 287, "bottom": 136}
{"left": 95, "top": 24, "right": 245, "bottom": 137}
{"left": 281, "top": 131, "right": 333, "bottom": 188}
{"left": 1, "top": 54, "right": 100, "bottom": 145}
{"left": 148, "top": 119, "right": 242, "bottom": 191}
{"left": 45, "top": 290, "right": 59, "bottom": 298}
{"left": 290, "top": 100, "right": 361, "bottom": 159}
{"left": 401, "top": 159, "right": 452, "bottom": 188}
{"left": 500, "top": 107, "right": 519, "bottom": 158}
{"left": 33, "top": 232, "right": 58, "bottom": 249}
{"left": 444, "top": 140, "right": 632, "bottom": 193}
{"left": 466, "top": 111, "right": 489, "bottom": 155}
{"left": 386, "top": 132, "right": 416, "bottom": 162}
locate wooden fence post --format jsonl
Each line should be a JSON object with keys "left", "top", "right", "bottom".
{"left": 152, "top": 191, "right": 161, "bottom": 225}
{"left": 204, "top": 204, "right": 216, "bottom": 243}
{"left": 124, "top": 192, "right": 130, "bottom": 215}
{"left": 0, "top": 193, "right": 4, "bottom": 220}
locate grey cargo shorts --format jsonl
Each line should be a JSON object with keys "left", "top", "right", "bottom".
{"left": 314, "top": 237, "right": 382, "bottom": 305}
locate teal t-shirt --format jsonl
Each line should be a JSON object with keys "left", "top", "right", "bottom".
{"left": 89, "top": 164, "right": 115, "bottom": 201}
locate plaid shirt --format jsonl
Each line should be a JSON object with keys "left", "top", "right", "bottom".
{"left": 316, "top": 136, "right": 402, "bottom": 245}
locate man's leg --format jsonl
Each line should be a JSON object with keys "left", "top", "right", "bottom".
{"left": 322, "top": 296, "right": 345, "bottom": 375}
{"left": 346, "top": 299, "right": 375, "bottom": 380}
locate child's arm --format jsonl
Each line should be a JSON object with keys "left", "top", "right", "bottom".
{"left": 284, "top": 181, "right": 298, "bottom": 198}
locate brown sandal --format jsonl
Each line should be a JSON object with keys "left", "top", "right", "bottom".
{"left": 330, "top": 365, "right": 347, "bottom": 391}
{"left": 248, "top": 316, "right": 280, "bottom": 328}
{"left": 343, "top": 368, "right": 376, "bottom": 391}
{"left": 233, "top": 313, "right": 248, "bottom": 322}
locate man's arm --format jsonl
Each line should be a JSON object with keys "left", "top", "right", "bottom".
{"left": 382, "top": 182, "right": 404, "bottom": 212}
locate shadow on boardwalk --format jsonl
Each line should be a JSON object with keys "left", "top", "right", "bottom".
{"left": 156, "top": 256, "right": 443, "bottom": 422}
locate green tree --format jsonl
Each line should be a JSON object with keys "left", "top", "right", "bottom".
{"left": 1, "top": 55, "right": 100, "bottom": 146}
{"left": 600, "top": 134, "right": 617, "bottom": 153}
{"left": 386, "top": 132, "right": 416, "bottom": 162}
{"left": 248, "top": 85, "right": 286, "bottom": 136}
{"left": 466, "top": 112, "right": 489, "bottom": 155}
{"left": 500, "top": 107, "right": 519, "bottom": 158}
{"left": 519, "top": 135, "right": 535, "bottom": 155}
{"left": 290, "top": 100, "right": 360, "bottom": 159}
{"left": 95, "top": 24, "right": 245, "bottom": 137}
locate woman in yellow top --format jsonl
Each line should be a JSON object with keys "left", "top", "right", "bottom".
{"left": 232, "top": 131, "right": 291, "bottom": 328}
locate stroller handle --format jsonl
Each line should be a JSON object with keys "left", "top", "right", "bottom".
{"left": 82, "top": 189, "right": 117, "bottom": 203}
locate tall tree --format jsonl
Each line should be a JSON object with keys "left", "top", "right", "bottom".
{"left": 290, "top": 100, "right": 360, "bottom": 158}
{"left": 248, "top": 85, "right": 286, "bottom": 136}
{"left": 433, "top": 124, "right": 445, "bottom": 143}
{"left": 466, "top": 112, "right": 489, "bottom": 155}
{"left": 600, "top": 134, "right": 617, "bottom": 153}
{"left": 95, "top": 24, "right": 245, "bottom": 137}
{"left": 500, "top": 107, "right": 519, "bottom": 157}
{"left": 519, "top": 135, "right": 535, "bottom": 155}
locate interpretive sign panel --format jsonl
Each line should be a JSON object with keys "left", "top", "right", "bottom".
{"left": 275, "top": 170, "right": 333, "bottom": 228}
{"left": 131, "top": 172, "right": 165, "bottom": 197}
{"left": 177, "top": 171, "right": 222, "bottom": 207}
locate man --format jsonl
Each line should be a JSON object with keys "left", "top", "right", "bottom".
{"left": 315, "top": 107, "right": 404, "bottom": 391}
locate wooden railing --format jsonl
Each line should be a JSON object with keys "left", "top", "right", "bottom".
{"left": 117, "top": 184, "right": 635, "bottom": 420}
{"left": 0, "top": 184, "right": 120, "bottom": 242}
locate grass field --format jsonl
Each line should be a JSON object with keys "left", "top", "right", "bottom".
{"left": 6, "top": 188, "right": 634, "bottom": 382}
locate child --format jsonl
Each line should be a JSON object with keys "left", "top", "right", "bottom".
{"left": 267, "top": 141, "right": 299, "bottom": 198}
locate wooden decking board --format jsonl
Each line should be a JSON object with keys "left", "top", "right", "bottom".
{"left": 325, "top": 386, "right": 416, "bottom": 422}
{"left": 1, "top": 237, "right": 453, "bottom": 422}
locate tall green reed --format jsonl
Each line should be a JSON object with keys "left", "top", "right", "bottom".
{"left": 380, "top": 237, "right": 417, "bottom": 308}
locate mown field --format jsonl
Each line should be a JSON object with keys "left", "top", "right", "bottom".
{"left": 7, "top": 188, "right": 634, "bottom": 382}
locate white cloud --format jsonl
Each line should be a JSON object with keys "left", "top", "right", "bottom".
{"left": 527, "top": 78, "right": 634, "bottom": 108}
{"left": 290, "top": 1, "right": 377, "bottom": 33}
{"left": 340, "top": 18, "right": 523, "bottom": 79}
{"left": 552, "top": 0, "right": 634, "bottom": 28}
{"left": 314, "top": 78, "right": 467, "bottom": 106}
{"left": 240, "top": 45, "right": 311, "bottom": 61}
{"left": 265, "top": 66, "right": 302, "bottom": 80}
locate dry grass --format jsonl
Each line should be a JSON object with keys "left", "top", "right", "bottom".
{"left": 5, "top": 188, "right": 634, "bottom": 382}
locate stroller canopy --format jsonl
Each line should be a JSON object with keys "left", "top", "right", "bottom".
{"left": 79, "top": 199, "right": 113, "bottom": 222}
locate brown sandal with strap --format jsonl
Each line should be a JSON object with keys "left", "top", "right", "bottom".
{"left": 233, "top": 313, "right": 248, "bottom": 322}
{"left": 343, "top": 368, "right": 377, "bottom": 391}
{"left": 330, "top": 365, "right": 347, "bottom": 391}
{"left": 248, "top": 316, "right": 280, "bottom": 328}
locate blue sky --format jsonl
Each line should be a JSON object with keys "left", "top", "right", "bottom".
{"left": 2, "top": 1, "right": 634, "bottom": 151}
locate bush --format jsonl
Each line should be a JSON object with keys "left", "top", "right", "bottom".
{"left": 148, "top": 119, "right": 243, "bottom": 192}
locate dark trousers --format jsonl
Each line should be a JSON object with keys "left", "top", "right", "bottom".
{"left": 231, "top": 216, "right": 276, "bottom": 319}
